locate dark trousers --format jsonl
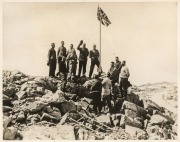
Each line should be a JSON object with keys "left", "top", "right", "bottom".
{"left": 120, "top": 78, "right": 128, "bottom": 98}
{"left": 58, "top": 57, "right": 67, "bottom": 73}
{"left": 102, "top": 94, "right": 112, "bottom": 111}
{"left": 73, "top": 63, "right": 77, "bottom": 75}
{"left": 49, "top": 59, "right": 56, "bottom": 77}
{"left": 89, "top": 60, "right": 100, "bottom": 78}
{"left": 78, "top": 60, "right": 87, "bottom": 76}
{"left": 93, "top": 92, "right": 101, "bottom": 114}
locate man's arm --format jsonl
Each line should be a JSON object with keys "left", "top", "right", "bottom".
{"left": 86, "top": 48, "right": 89, "bottom": 56}
{"left": 57, "top": 47, "right": 60, "bottom": 58}
{"left": 77, "top": 40, "right": 83, "bottom": 51}
{"left": 125, "top": 67, "right": 130, "bottom": 77}
{"left": 89, "top": 50, "right": 92, "bottom": 59}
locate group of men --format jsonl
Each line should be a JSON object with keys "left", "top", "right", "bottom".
{"left": 47, "top": 40, "right": 100, "bottom": 80}
{"left": 47, "top": 40, "right": 130, "bottom": 115}
{"left": 90, "top": 60, "right": 130, "bottom": 115}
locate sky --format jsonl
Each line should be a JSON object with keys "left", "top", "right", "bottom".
{"left": 3, "top": 2, "right": 177, "bottom": 85}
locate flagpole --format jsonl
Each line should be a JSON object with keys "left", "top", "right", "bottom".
{"left": 100, "top": 11, "right": 101, "bottom": 66}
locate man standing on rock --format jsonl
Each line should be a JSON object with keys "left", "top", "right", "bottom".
{"left": 90, "top": 74, "right": 102, "bottom": 115}
{"left": 77, "top": 40, "right": 89, "bottom": 77}
{"left": 102, "top": 72, "right": 112, "bottom": 113}
{"left": 57, "top": 41, "right": 67, "bottom": 77}
{"left": 120, "top": 61, "right": 130, "bottom": 98}
{"left": 66, "top": 44, "right": 77, "bottom": 80}
{"left": 108, "top": 61, "right": 118, "bottom": 95}
{"left": 47, "top": 43, "right": 56, "bottom": 77}
{"left": 115, "top": 57, "right": 121, "bottom": 82}
{"left": 89, "top": 44, "right": 100, "bottom": 79}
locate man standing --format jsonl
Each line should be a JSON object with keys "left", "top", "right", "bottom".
{"left": 77, "top": 40, "right": 89, "bottom": 77}
{"left": 47, "top": 43, "right": 56, "bottom": 77}
{"left": 66, "top": 44, "right": 77, "bottom": 80}
{"left": 108, "top": 62, "right": 118, "bottom": 96}
{"left": 115, "top": 57, "right": 121, "bottom": 82}
{"left": 57, "top": 41, "right": 67, "bottom": 75}
{"left": 89, "top": 44, "right": 100, "bottom": 78}
{"left": 102, "top": 73, "right": 112, "bottom": 113}
{"left": 120, "top": 61, "right": 130, "bottom": 98}
{"left": 90, "top": 74, "right": 102, "bottom": 115}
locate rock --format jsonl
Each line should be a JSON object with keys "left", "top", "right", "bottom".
{"left": 3, "top": 115, "right": 12, "bottom": 128}
{"left": 3, "top": 86, "right": 16, "bottom": 97}
{"left": 122, "top": 101, "right": 147, "bottom": 117}
{"left": 36, "top": 86, "right": 45, "bottom": 94}
{"left": 59, "top": 110, "right": 81, "bottom": 125}
{"left": 14, "top": 80, "right": 22, "bottom": 85}
{"left": 3, "top": 127, "right": 23, "bottom": 140}
{"left": 142, "top": 99, "right": 164, "bottom": 112}
{"left": 64, "top": 93, "right": 77, "bottom": 100}
{"left": 124, "top": 109, "right": 138, "bottom": 119}
{"left": 81, "top": 97, "right": 93, "bottom": 104}
{"left": 16, "top": 91, "right": 27, "bottom": 100}
{"left": 13, "top": 73, "right": 22, "bottom": 80}
{"left": 125, "top": 125, "right": 146, "bottom": 138}
{"left": 46, "top": 80, "right": 57, "bottom": 92}
{"left": 3, "top": 106, "right": 13, "bottom": 112}
{"left": 59, "top": 101, "right": 76, "bottom": 115}
{"left": 77, "top": 101, "right": 89, "bottom": 110}
{"left": 120, "top": 115, "right": 143, "bottom": 129}
{"left": 29, "top": 102, "right": 47, "bottom": 114}
{"left": 126, "top": 93, "right": 140, "bottom": 106}
{"left": 149, "top": 114, "right": 174, "bottom": 125}
{"left": 41, "top": 91, "right": 65, "bottom": 104}
{"left": 21, "top": 82, "right": 28, "bottom": 91}
{"left": 21, "top": 77, "right": 29, "bottom": 83}
{"left": 3, "top": 94, "right": 13, "bottom": 107}
{"left": 16, "top": 111, "right": 26, "bottom": 123}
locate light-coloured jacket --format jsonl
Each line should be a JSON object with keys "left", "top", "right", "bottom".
{"left": 120, "top": 65, "right": 130, "bottom": 78}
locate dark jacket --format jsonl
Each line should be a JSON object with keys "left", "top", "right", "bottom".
{"left": 48, "top": 48, "right": 56, "bottom": 61}
{"left": 77, "top": 45, "right": 89, "bottom": 61}
{"left": 91, "top": 79, "right": 102, "bottom": 93}
{"left": 108, "top": 66, "right": 118, "bottom": 82}
{"left": 89, "top": 49, "right": 99, "bottom": 61}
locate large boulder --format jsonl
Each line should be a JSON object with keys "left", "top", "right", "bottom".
{"left": 3, "top": 127, "right": 23, "bottom": 140}
{"left": 142, "top": 99, "right": 164, "bottom": 113}
{"left": 3, "top": 94, "right": 13, "bottom": 107}
{"left": 3, "top": 85, "right": 16, "bottom": 97}
{"left": 41, "top": 91, "right": 66, "bottom": 104}
{"left": 124, "top": 109, "right": 138, "bottom": 119}
{"left": 149, "top": 114, "right": 175, "bottom": 125}
{"left": 3, "top": 115, "right": 12, "bottom": 128}
{"left": 126, "top": 93, "right": 140, "bottom": 106}
{"left": 120, "top": 115, "right": 143, "bottom": 129}
{"left": 3, "top": 106, "right": 13, "bottom": 112}
{"left": 59, "top": 100, "right": 76, "bottom": 115}
{"left": 122, "top": 101, "right": 147, "bottom": 117}
{"left": 16, "top": 111, "right": 26, "bottom": 123}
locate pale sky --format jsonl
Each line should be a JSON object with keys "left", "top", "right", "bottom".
{"left": 3, "top": 2, "right": 177, "bottom": 85}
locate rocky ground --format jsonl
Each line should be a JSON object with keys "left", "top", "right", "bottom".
{"left": 2, "top": 70, "right": 178, "bottom": 140}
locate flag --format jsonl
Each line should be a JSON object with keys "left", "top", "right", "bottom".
{"left": 97, "top": 6, "right": 111, "bottom": 27}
